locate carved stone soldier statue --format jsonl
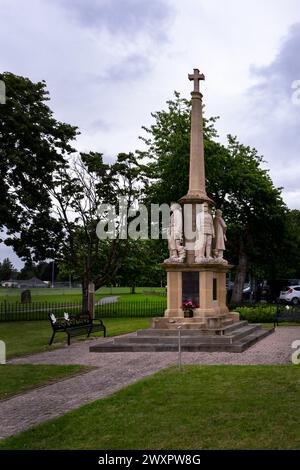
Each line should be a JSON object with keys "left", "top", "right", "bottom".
{"left": 195, "top": 203, "right": 215, "bottom": 262}
{"left": 166, "top": 203, "right": 186, "bottom": 262}
{"left": 213, "top": 209, "right": 227, "bottom": 262}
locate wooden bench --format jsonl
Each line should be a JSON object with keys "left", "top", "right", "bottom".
{"left": 48, "top": 312, "right": 106, "bottom": 346}
{"left": 274, "top": 305, "right": 300, "bottom": 327}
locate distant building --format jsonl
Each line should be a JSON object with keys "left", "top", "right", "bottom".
{"left": 17, "top": 277, "right": 49, "bottom": 288}
{"left": 1, "top": 277, "right": 48, "bottom": 288}
{"left": 1, "top": 279, "right": 19, "bottom": 288}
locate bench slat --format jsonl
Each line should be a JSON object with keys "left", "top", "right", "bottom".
{"left": 48, "top": 313, "right": 106, "bottom": 345}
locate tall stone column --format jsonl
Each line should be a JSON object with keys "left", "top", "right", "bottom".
{"left": 189, "top": 78, "right": 206, "bottom": 199}
{"left": 181, "top": 69, "right": 213, "bottom": 205}
{"left": 180, "top": 69, "right": 213, "bottom": 263}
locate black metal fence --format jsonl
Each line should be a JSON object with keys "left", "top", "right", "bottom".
{"left": 0, "top": 299, "right": 166, "bottom": 322}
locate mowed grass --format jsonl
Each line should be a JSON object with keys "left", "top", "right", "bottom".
{"left": 0, "top": 288, "right": 84, "bottom": 303}
{"left": 0, "top": 364, "right": 90, "bottom": 401}
{"left": 113, "top": 293, "right": 165, "bottom": 302}
{"left": 0, "top": 318, "right": 152, "bottom": 359}
{"left": 1, "top": 365, "right": 299, "bottom": 450}
{"left": 0, "top": 287, "right": 165, "bottom": 303}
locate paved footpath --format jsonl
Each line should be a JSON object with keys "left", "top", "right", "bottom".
{"left": 1, "top": 327, "right": 300, "bottom": 440}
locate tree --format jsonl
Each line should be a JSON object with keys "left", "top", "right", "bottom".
{"left": 50, "top": 151, "right": 145, "bottom": 310}
{"left": 115, "top": 239, "right": 167, "bottom": 291}
{"left": 271, "top": 209, "right": 300, "bottom": 280}
{"left": 138, "top": 92, "right": 287, "bottom": 303}
{"left": 0, "top": 257, "right": 16, "bottom": 281}
{"left": 0, "top": 72, "right": 78, "bottom": 260}
{"left": 215, "top": 136, "right": 286, "bottom": 303}
{"left": 1, "top": 72, "right": 150, "bottom": 309}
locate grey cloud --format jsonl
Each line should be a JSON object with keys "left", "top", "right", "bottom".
{"left": 243, "top": 22, "right": 300, "bottom": 203}
{"left": 89, "top": 117, "right": 111, "bottom": 132}
{"left": 249, "top": 23, "right": 300, "bottom": 105}
{"left": 104, "top": 54, "right": 152, "bottom": 81}
{"left": 87, "top": 53, "right": 152, "bottom": 89}
{"left": 51, "top": 0, "right": 172, "bottom": 39}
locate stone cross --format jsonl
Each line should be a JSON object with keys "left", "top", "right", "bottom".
{"left": 188, "top": 68, "right": 205, "bottom": 93}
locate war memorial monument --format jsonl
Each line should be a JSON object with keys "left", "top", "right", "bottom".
{"left": 91, "top": 69, "right": 273, "bottom": 353}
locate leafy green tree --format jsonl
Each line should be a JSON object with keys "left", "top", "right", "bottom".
{"left": 1, "top": 73, "right": 145, "bottom": 309}
{"left": 214, "top": 136, "right": 286, "bottom": 303}
{"left": 271, "top": 209, "right": 300, "bottom": 280}
{"left": 0, "top": 257, "right": 16, "bottom": 281}
{"left": 115, "top": 240, "right": 166, "bottom": 292}
{"left": 51, "top": 151, "right": 144, "bottom": 310}
{"left": 0, "top": 72, "right": 78, "bottom": 260}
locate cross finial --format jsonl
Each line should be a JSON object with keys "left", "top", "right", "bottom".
{"left": 188, "top": 68, "right": 205, "bottom": 93}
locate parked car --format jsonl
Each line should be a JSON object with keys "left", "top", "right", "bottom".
{"left": 279, "top": 285, "right": 300, "bottom": 305}
{"left": 243, "top": 284, "right": 251, "bottom": 294}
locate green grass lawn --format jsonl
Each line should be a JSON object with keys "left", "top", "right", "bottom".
{"left": 0, "top": 318, "right": 152, "bottom": 359}
{"left": 106, "top": 293, "right": 165, "bottom": 302}
{"left": 0, "top": 287, "right": 165, "bottom": 303}
{"left": 0, "top": 287, "right": 84, "bottom": 303}
{"left": 0, "top": 364, "right": 90, "bottom": 401}
{"left": 1, "top": 365, "right": 299, "bottom": 450}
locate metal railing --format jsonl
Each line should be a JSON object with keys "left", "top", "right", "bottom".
{"left": 0, "top": 299, "right": 166, "bottom": 322}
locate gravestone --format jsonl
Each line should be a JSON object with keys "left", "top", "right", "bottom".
{"left": 21, "top": 289, "right": 31, "bottom": 304}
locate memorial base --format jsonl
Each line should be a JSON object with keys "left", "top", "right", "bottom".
{"left": 163, "top": 261, "right": 232, "bottom": 325}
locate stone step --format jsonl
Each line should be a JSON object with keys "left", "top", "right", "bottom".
{"left": 136, "top": 328, "right": 203, "bottom": 337}
{"left": 221, "top": 320, "right": 248, "bottom": 333}
{"left": 136, "top": 321, "right": 247, "bottom": 337}
{"left": 179, "top": 322, "right": 207, "bottom": 329}
{"left": 90, "top": 327, "right": 274, "bottom": 353}
{"left": 114, "top": 324, "right": 260, "bottom": 345}
{"left": 233, "top": 327, "right": 274, "bottom": 352}
{"left": 225, "top": 324, "right": 261, "bottom": 342}
{"left": 114, "top": 335, "right": 230, "bottom": 345}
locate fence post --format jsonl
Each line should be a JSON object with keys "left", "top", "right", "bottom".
{"left": 177, "top": 326, "right": 182, "bottom": 371}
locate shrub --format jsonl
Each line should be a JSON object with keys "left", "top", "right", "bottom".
{"left": 233, "top": 305, "right": 277, "bottom": 323}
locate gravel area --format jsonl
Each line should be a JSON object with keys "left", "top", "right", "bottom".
{"left": 1, "top": 327, "right": 299, "bottom": 440}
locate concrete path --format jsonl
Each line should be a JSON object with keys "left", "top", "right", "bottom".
{"left": 1, "top": 327, "right": 299, "bottom": 440}
{"left": 95, "top": 295, "right": 119, "bottom": 305}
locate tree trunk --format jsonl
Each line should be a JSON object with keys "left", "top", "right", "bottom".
{"left": 82, "top": 274, "right": 89, "bottom": 313}
{"left": 231, "top": 241, "right": 248, "bottom": 305}
{"left": 130, "top": 284, "right": 136, "bottom": 294}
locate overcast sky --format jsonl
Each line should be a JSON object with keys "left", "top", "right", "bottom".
{"left": 1, "top": 0, "right": 300, "bottom": 268}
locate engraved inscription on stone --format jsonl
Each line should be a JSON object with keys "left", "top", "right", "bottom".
{"left": 182, "top": 272, "right": 199, "bottom": 307}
